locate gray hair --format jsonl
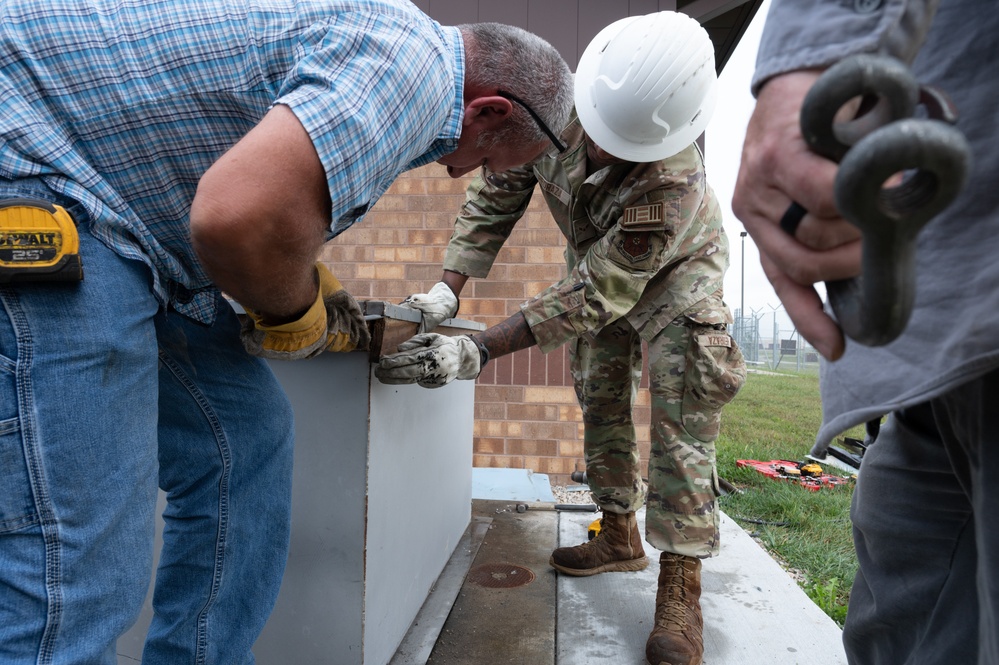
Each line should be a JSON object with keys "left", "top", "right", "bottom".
{"left": 459, "top": 23, "right": 573, "bottom": 151}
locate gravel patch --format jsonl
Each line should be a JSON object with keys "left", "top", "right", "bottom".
{"left": 551, "top": 483, "right": 596, "bottom": 505}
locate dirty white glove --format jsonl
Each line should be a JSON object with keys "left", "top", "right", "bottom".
{"left": 400, "top": 282, "right": 458, "bottom": 333}
{"left": 374, "top": 333, "right": 485, "bottom": 388}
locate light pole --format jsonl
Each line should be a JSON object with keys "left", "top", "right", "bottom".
{"left": 740, "top": 231, "right": 747, "bottom": 321}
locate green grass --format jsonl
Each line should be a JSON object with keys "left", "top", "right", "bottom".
{"left": 716, "top": 370, "right": 862, "bottom": 627}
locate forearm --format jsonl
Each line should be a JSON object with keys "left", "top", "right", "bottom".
{"left": 734, "top": 61, "right": 874, "bottom": 361}
{"left": 443, "top": 171, "right": 534, "bottom": 279}
{"left": 193, "top": 217, "right": 324, "bottom": 325}
{"left": 189, "top": 103, "right": 332, "bottom": 325}
{"left": 473, "top": 311, "right": 537, "bottom": 361}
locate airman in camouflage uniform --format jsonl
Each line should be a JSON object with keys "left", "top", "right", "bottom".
{"left": 443, "top": 109, "right": 746, "bottom": 561}
{"left": 375, "top": 12, "right": 740, "bottom": 664}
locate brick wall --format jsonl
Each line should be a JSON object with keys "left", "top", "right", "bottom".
{"left": 323, "top": 164, "right": 651, "bottom": 485}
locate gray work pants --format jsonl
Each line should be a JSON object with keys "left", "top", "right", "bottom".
{"left": 844, "top": 369, "right": 999, "bottom": 664}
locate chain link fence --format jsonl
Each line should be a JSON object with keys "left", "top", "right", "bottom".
{"left": 732, "top": 308, "right": 821, "bottom": 374}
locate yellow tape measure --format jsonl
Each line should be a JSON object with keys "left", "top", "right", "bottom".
{"left": 0, "top": 198, "right": 82, "bottom": 283}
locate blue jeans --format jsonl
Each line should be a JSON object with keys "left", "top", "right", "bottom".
{"left": 0, "top": 206, "right": 294, "bottom": 663}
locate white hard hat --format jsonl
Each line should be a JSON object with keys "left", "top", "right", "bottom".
{"left": 575, "top": 11, "right": 717, "bottom": 162}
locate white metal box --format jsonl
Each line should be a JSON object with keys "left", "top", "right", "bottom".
{"left": 118, "top": 304, "right": 481, "bottom": 664}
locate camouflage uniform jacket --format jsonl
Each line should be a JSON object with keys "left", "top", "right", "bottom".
{"left": 443, "top": 110, "right": 730, "bottom": 353}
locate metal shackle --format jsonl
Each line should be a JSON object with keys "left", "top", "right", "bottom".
{"left": 801, "top": 54, "right": 919, "bottom": 162}
{"left": 829, "top": 119, "right": 970, "bottom": 345}
{"left": 800, "top": 54, "right": 971, "bottom": 347}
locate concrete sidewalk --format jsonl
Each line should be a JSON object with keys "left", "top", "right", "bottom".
{"left": 556, "top": 508, "right": 847, "bottom": 664}
{"left": 392, "top": 469, "right": 847, "bottom": 665}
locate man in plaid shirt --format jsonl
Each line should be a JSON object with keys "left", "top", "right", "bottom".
{"left": 0, "top": 0, "right": 572, "bottom": 661}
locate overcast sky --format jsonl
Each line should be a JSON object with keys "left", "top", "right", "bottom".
{"left": 703, "top": 0, "right": 800, "bottom": 332}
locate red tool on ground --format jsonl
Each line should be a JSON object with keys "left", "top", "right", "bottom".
{"left": 737, "top": 459, "right": 852, "bottom": 492}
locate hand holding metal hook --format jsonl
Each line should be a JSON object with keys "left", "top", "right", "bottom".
{"left": 793, "top": 54, "right": 971, "bottom": 347}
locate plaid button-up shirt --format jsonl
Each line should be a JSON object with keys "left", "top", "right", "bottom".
{"left": 0, "top": 0, "right": 464, "bottom": 322}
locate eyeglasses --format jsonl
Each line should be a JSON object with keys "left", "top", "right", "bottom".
{"left": 497, "top": 90, "right": 568, "bottom": 155}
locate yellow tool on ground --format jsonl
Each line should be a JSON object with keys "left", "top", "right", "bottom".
{"left": 799, "top": 463, "right": 823, "bottom": 478}
{"left": 587, "top": 518, "right": 601, "bottom": 540}
{"left": 776, "top": 463, "right": 802, "bottom": 477}
{"left": 0, "top": 198, "right": 82, "bottom": 283}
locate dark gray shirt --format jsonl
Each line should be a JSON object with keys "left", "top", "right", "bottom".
{"left": 753, "top": 0, "right": 999, "bottom": 448}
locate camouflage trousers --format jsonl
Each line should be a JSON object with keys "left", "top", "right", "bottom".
{"left": 570, "top": 296, "right": 746, "bottom": 558}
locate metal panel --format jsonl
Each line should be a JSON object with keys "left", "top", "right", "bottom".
{"left": 119, "top": 318, "right": 478, "bottom": 665}
{"left": 630, "top": 0, "right": 661, "bottom": 15}
{"left": 575, "top": 0, "right": 628, "bottom": 67}
{"left": 428, "top": 0, "right": 478, "bottom": 25}
{"left": 478, "top": 0, "right": 529, "bottom": 25}
{"left": 253, "top": 354, "right": 372, "bottom": 664}
{"left": 115, "top": 355, "right": 373, "bottom": 665}
{"left": 681, "top": 0, "right": 750, "bottom": 22}
{"left": 702, "top": 0, "right": 763, "bottom": 72}
{"left": 363, "top": 375, "right": 474, "bottom": 665}
{"left": 527, "top": 0, "right": 578, "bottom": 69}
{"left": 421, "top": 0, "right": 758, "bottom": 76}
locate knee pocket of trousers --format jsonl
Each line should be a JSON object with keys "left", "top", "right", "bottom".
{"left": 681, "top": 325, "right": 746, "bottom": 442}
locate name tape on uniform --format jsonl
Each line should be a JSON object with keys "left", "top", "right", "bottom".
{"left": 696, "top": 333, "right": 731, "bottom": 348}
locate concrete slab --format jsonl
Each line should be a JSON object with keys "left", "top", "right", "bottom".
{"left": 390, "top": 485, "right": 847, "bottom": 664}
{"left": 555, "top": 509, "right": 848, "bottom": 665}
{"left": 426, "top": 501, "right": 559, "bottom": 665}
{"left": 390, "top": 517, "right": 492, "bottom": 665}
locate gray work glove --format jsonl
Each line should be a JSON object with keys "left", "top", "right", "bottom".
{"left": 400, "top": 281, "right": 458, "bottom": 333}
{"left": 374, "top": 333, "right": 481, "bottom": 388}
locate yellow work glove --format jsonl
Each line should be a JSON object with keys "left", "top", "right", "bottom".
{"left": 240, "top": 263, "right": 371, "bottom": 360}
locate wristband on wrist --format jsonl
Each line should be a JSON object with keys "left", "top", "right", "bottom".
{"left": 467, "top": 335, "right": 489, "bottom": 368}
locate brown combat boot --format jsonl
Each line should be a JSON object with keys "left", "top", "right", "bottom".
{"left": 549, "top": 511, "right": 649, "bottom": 576}
{"left": 646, "top": 552, "right": 704, "bottom": 665}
